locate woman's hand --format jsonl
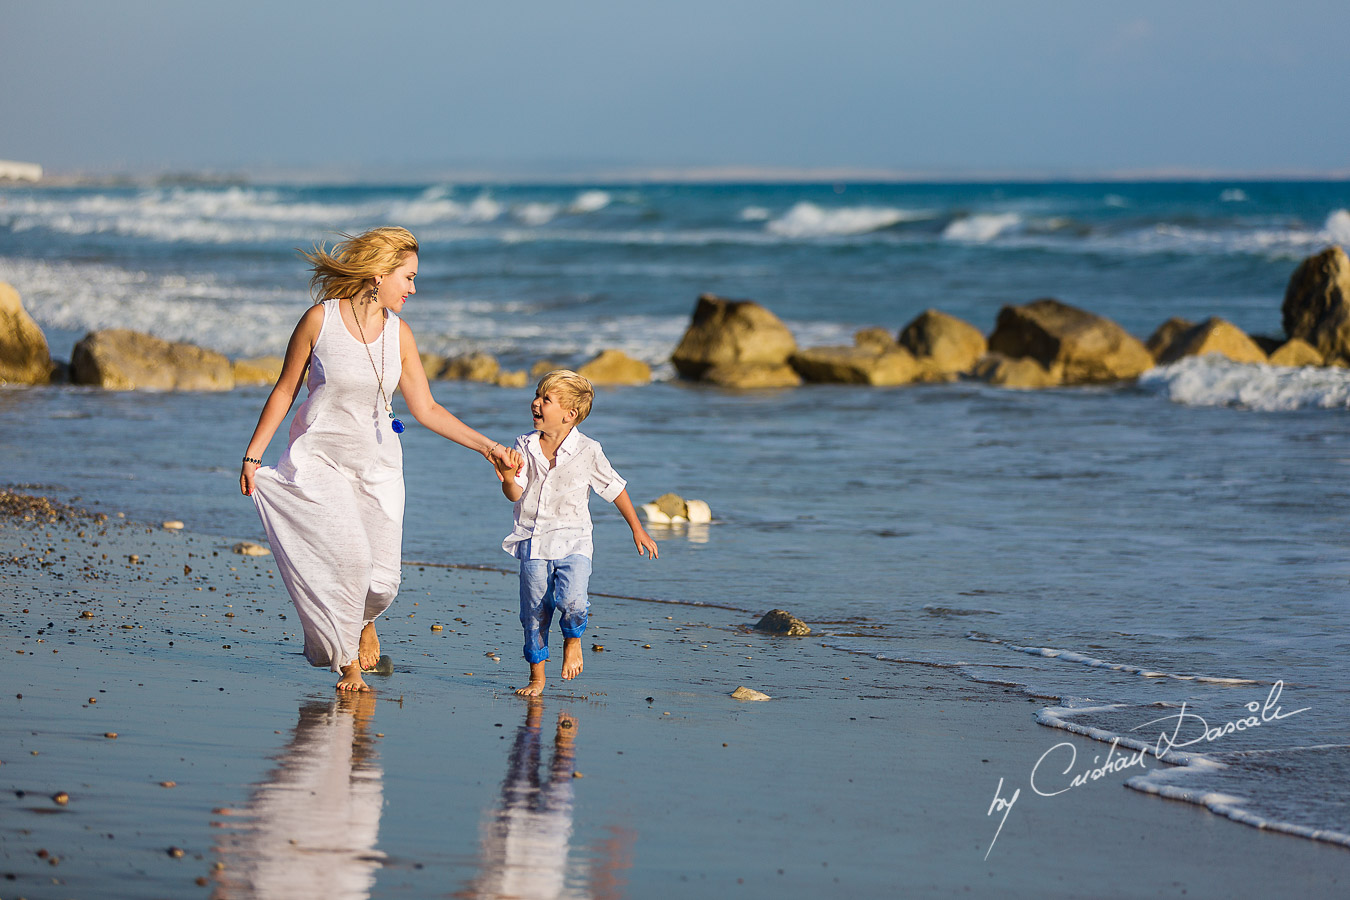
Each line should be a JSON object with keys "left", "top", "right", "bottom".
{"left": 485, "top": 443, "right": 523, "bottom": 483}
{"left": 240, "top": 460, "right": 259, "bottom": 496}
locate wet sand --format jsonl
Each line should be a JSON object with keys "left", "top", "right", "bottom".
{"left": 1, "top": 494, "right": 1347, "bottom": 898}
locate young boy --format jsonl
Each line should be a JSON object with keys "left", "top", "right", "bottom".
{"left": 493, "top": 370, "right": 658, "bottom": 696}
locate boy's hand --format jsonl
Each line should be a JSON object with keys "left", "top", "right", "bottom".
{"left": 633, "top": 527, "right": 659, "bottom": 559}
{"left": 488, "top": 444, "right": 523, "bottom": 482}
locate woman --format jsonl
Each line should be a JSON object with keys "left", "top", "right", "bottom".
{"left": 241, "top": 226, "right": 518, "bottom": 692}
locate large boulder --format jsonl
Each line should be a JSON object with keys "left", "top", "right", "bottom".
{"left": 1145, "top": 317, "right": 1194, "bottom": 361}
{"left": 701, "top": 362, "right": 802, "bottom": 389}
{"left": 987, "top": 298, "right": 1153, "bottom": 385}
{"left": 1282, "top": 246, "right": 1350, "bottom": 366}
{"left": 0, "top": 283, "right": 53, "bottom": 385}
{"left": 898, "top": 309, "right": 987, "bottom": 381}
{"left": 853, "top": 326, "right": 897, "bottom": 353}
{"left": 71, "top": 330, "right": 233, "bottom": 390}
{"left": 578, "top": 348, "right": 652, "bottom": 385}
{"left": 438, "top": 352, "right": 500, "bottom": 383}
{"left": 789, "top": 345, "right": 922, "bottom": 386}
{"left": 231, "top": 355, "right": 283, "bottom": 386}
{"left": 671, "top": 294, "right": 797, "bottom": 380}
{"left": 970, "top": 353, "right": 1058, "bottom": 389}
{"left": 1268, "top": 338, "right": 1323, "bottom": 368}
{"left": 1154, "top": 317, "right": 1267, "bottom": 365}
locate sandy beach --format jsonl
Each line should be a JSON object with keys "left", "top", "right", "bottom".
{"left": 1, "top": 490, "right": 1346, "bottom": 899}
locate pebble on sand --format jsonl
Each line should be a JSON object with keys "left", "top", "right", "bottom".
{"left": 103, "top": 732, "right": 118, "bottom": 739}
{"left": 160, "top": 781, "right": 177, "bottom": 788}
{"left": 162, "top": 520, "right": 184, "bottom": 530}
{"left": 731, "top": 686, "right": 771, "bottom": 701}
{"left": 231, "top": 541, "right": 271, "bottom": 556}
{"left": 51, "top": 791, "right": 69, "bottom": 805}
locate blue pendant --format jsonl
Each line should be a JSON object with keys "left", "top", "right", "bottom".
{"left": 391, "top": 418, "right": 405, "bottom": 434}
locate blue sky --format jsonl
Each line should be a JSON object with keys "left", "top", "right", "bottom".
{"left": 2, "top": 0, "right": 1347, "bottom": 177}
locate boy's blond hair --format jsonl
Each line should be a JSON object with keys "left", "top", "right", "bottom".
{"left": 537, "top": 370, "right": 594, "bottom": 424}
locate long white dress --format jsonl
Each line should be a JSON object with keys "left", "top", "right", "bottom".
{"left": 252, "top": 299, "right": 405, "bottom": 672}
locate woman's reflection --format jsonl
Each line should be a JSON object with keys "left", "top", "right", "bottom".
{"left": 211, "top": 693, "right": 385, "bottom": 899}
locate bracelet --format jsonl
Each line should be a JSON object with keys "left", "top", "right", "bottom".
{"left": 242, "top": 456, "right": 262, "bottom": 465}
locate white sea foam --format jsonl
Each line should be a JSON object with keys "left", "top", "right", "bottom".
{"left": 972, "top": 632, "right": 1259, "bottom": 684}
{"left": 1325, "top": 208, "right": 1350, "bottom": 246}
{"left": 568, "top": 190, "right": 611, "bottom": 214}
{"left": 1139, "top": 355, "right": 1350, "bottom": 411}
{"left": 1125, "top": 748, "right": 1350, "bottom": 848}
{"left": 942, "top": 212, "right": 1023, "bottom": 242}
{"left": 513, "top": 202, "right": 561, "bottom": 226}
{"left": 765, "top": 202, "right": 925, "bottom": 238}
{"left": 1220, "top": 188, "right": 1250, "bottom": 203}
{"left": 739, "top": 206, "right": 771, "bottom": 222}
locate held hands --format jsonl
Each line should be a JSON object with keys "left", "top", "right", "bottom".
{"left": 487, "top": 443, "right": 524, "bottom": 483}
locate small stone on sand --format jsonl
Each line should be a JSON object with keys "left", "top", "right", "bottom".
{"left": 431, "top": 624, "right": 442, "bottom": 631}
{"left": 104, "top": 732, "right": 118, "bottom": 739}
{"left": 231, "top": 541, "right": 270, "bottom": 557}
{"left": 52, "top": 791, "right": 69, "bottom": 805}
{"left": 167, "top": 846, "right": 184, "bottom": 858}
{"left": 731, "top": 686, "right": 771, "bottom": 701}
{"left": 162, "top": 520, "right": 184, "bottom": 530}
{"left": 160, "top": 781, "right": 176, "bottom": 788}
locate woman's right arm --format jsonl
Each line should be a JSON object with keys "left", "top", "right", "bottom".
{"left": 240, "top": 305, "right": 323, "bottom": 496}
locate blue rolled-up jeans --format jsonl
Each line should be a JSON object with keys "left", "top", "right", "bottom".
{"left": 518, "top": 548, "right": 592, "bottom": 664}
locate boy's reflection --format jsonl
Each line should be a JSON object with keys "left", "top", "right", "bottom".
{"left": 211, "top": 693, "right": 385, "bottom": 899}
{"left": 461, "top": 701, "right": 587, "bottom": 899}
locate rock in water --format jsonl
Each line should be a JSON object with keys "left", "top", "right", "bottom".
{"left": 987, "top": 298, "right": 1153, "bottom": 385}
{"left": 789, "top": 345, "right": 922, "bottom": 386}
{"left": 731, "top": 686, "right": 771, "bottom": 701}
{"left": 71, "top": 329, "right": 234, "bottom": 390}
{"left": 1153, "top": 317, "right": 1267, "bottom": 365}
{"left": 371, "top": 655, "right": 394, "bottom": 675}
{"left": 897, "top": 309, "right": 987, "bottom": 381}
{"left": 654, "top": 493, "right": 688, "bottom": 519}
{"left": 1282, "top": 245, "right": 1350, "bottom": 366}
{"left": 753, "top": 609, "right": 811, "bottom": 635}
{"left": 1268, "top": 338, "right": 1323, "bottom": 367}
{"left": 671, "top": 294, "right": 798, "bottom": 380}
{"left": 0, "top": 282, "right": 53, "bottom": 385}
{"left": 232, "top": 356, "right": 284, "bottom": 386}
{"left": 578, "top": 348, "right": 652, "bottom": 385}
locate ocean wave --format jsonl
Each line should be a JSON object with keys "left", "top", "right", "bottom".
{"left": 568, "top": 190, "right": 611, "bottom": 214}
{"left": 1220, "top": 188, "right": 1250, "bottom": 203}
{"left": 765, "top": 202, "right": 930, "bottom": 238}
{"left": 970, "top": 632, "right": 1259, "bottom": 684}
{"left": 942, "top": 212, "right": 1023, "bottom": 242}
{"left": 1138, "top": 355, "right": 1350, "bottom": 411}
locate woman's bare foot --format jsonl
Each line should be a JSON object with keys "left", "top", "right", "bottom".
{"left": 516, "top": 660, "right": 547, "bottom": 696}
{"left": 358, "top": 622, "right": 380, "bottom": 671}
{"left": 561, "top": 637, "right": 584, "bottom": 681}
{"left": 337, "top": 661, "right": 371, "bottom": 692}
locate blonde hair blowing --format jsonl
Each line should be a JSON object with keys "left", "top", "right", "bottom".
{"left": 537, "top": 369, "right": 595, "bottom": 424}
{"left": 300, "top": 226, "right": 419, "bottom": 301}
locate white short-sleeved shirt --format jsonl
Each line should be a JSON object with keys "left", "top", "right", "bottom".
{"left": 501, "top": 428, "right": 628, "bottom": 560}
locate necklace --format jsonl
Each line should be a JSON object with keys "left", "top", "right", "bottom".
{"left": 350, "top": 297, "right": 405, "bottom": 434}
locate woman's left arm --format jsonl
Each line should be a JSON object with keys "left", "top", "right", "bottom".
{"left": 398, "top": 320, "right": 519, "bottom": 477}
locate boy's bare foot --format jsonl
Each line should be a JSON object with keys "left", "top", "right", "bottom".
{"left": 358, "top": 622, "right": 380, "bottom": 671}
{"left": 561, "top": 637, "right": 584, "bottom": 681}
{"left": 516, "top": 660, "right": 547, "bottom": 696}
{"left": 337, "top": 661, "right": 371, "bottom": 692}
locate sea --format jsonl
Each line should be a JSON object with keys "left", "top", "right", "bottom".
{"left": 2, "top": 178, "right": 1350, "bottom": 851}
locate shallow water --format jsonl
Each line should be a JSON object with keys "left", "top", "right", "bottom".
{"left": 4, "top": 177, "right": 1350, "bottom": 848}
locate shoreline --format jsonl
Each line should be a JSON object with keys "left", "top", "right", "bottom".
{"left": 3, "top": 490, "right": 1348, "bottom": 897}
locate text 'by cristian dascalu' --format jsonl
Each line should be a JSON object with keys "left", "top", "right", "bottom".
{"left": 983, "top": 681, "right": 1309, "bottom": 860}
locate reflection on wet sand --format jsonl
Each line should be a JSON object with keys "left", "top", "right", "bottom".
{"left": 461, "top": 702, "right": 633, "bottom": 900}
{"left": 211, "top": 693, "right": 385, "bottom": 899}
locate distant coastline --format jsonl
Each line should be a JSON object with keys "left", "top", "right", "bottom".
{"left": 10, "top": 164, "right": 1350, "bottom": 189}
